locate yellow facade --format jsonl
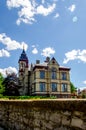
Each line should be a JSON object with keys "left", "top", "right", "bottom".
{"left": 18, "top": 50, "right": 71, "bottom": 98}
{"left": 29, "top": 57, "right": 71, "bottom": 98}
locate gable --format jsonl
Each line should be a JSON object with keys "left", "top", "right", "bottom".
{"left": 48, "top": 57, "right": 59, "bottom": 70}
{"left": 48, "top": 57, "right": 59, "bottom": 66}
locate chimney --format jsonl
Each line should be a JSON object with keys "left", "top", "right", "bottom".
{"left": 36, "top": 60, "right": 40, "bottom": 64}
{"left": 45, "top": 57, "right": 50, "bottom": 63}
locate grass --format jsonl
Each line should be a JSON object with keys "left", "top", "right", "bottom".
{"left": 0, "top": 95, "right": 57, "bottom": 100}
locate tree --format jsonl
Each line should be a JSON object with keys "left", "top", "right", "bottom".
{"left": 0, "top": 73, "right": 5, "bottom": 95}
{"left": 2, "top": 73, "right": 20, "bottom": 96}
{"left": 70, "top": 82, "right": 77, "bottom": 93}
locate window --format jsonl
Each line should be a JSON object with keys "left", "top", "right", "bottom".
{"left": 40, "top": 82, "right": 45, "bottom": 92}
{"left": 34, "top": 83, "right": 36, "bottom": 92}
{"left": 51, "top": 83, "right": 57, "bottom": 92}
{"left": 62, "top": 83, "right": 67, "bottom": 92}
{"left": 34, "top": 72, "right": 36, "bottom": 79}
{"left": 51, "top": 68, "right": 57, "bottom": 79}
{"left": 40, "top": 71, "right": 45, "bottom": 79}
{"left": 62, "top": 72, "right": 67, "bottom": 80}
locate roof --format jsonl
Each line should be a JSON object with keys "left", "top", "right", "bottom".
{"left": 32, "top": 62, "right": 48, "bottom": 70}
{"left": 59, "top": 66, "right": 70, "bottom": 71}
{"left": 19, "top": 49, "right": 28, "bottom": 62}
{"left": 32, "top": 62, "right": 70, "bottom": 71}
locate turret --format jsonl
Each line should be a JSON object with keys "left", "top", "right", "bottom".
{"left": 19, "top": 48, "right": 28, "bottom": 68}
{"left": 18, "top": 48, "right": 29, "bottom": 95}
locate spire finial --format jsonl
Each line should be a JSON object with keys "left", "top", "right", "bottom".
{"left": 23, "top": 44, "right": 25, "bottom": 50}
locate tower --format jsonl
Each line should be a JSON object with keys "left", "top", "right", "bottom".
{"left": 18, "top": 48, "right": 29, "bottom": 95}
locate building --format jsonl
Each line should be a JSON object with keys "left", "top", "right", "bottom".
{"left": 78, "top": 88, "right": 86, "bottom": 98}
{"left": 18, "top": 49, "right": 71, "bottom": 98}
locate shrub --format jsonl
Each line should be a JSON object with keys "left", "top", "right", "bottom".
{"left": 82, "top": 94, "right": 86, "bottom": 98}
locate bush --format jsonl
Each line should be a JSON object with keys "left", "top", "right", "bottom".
{"left": 50, "top": 96, "right": 57, "bottom": 99}
{"left": 0, "top": 95, "right": 57, "bottom": 100}
{"left": 0, "top": 96, "right": 48, "bottom": 100}
{"left": 82, "top": 94, "right": 86, "bottom": 98}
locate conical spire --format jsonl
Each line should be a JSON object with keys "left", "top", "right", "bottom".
{"left": 19, "top": 48, "right": 28, "bottom": 61}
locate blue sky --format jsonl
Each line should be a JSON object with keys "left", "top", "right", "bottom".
{"left": 0, "top": 0, "right": 86, "bottom": 90}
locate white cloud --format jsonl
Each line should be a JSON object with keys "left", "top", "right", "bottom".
{"left": 63, "top": 50, "right": 79, "bottom": 64}
{"left": 0, "top": 33, "right": 28, "bottom": 51}
{"left": 32, "top": 45, "right": 35, "bottom": 48}
{"left": 54, "top": 13, "right": 59, "bottom": 18}
{"left": 53, "top": 0, "right": 58, "bottom": 2}
{"left": 42, "top": 0, "right": 45, "bottom": 4}
{"left": 0, "top": 67, "right": 18, "bottom": 77}
{"left": 79, "top": 86, "right": 86, "bottom": 91}
{"left": 63, "top": 49, "right": 86, "bottom": 64}
{"left": 78, "top": 50, "right": 86, "bottom": 62}
{"left": 83, "top": 81, "right": 86, "bottom": 85}
{"left": 72, "top": 16, "right": 78, "bottom": 22}
{"left": 7, "top": 0, "right": 32, "bottom": 8}
{"left": 41, "top": 47, "right": 55, "bottom": 57}
{"left": 0, "top": 49, "right": 10, "bottom": 57}
{"left": 32, "top": 48, "right": 38, "bottom": 54}
{"left": 68, "top": 4, "right": 76, "bottom": 12}
{"left": 6, "top": 0, "right": 56, "bottom": 25}
{"left": 37, "top": 3, "right": 56, "bottom": 16}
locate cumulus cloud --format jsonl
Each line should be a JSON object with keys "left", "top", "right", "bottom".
{"left": 72, "top": 16, "right": 78, "bottom": 22}
{"left": 41, "top": 47, "right": 55, "bottom": 57}
{"left": 0, "top": 33, "right": 28, "bottom": 51}
{"left": 6, "top": 0, "right": 56, "bottom": 25}
{"left": 63, "top": 49, "right": 86, "bottom": 64}
{"left": 63, "top": 50, "right": 79, "bottom": 64}
{"left": 37, "top": 3, "right": 56, "bottom": 16}
{"left": 54, "top": 13, "right": 59, "bottom": 18}
{"left": 78, "top": 50, "right": 86, "bottom": 62}
{"left": 32, "top": 45, "right": 35, "bottom": 48}
{"left": 0, "top": 49, "right": 10, "bottom": 57}
{"left": 32, "top": 47, "right": 38, "bottom": 54}
{"left": 0, "top": 67, "right": 18, "bottom": 77}
{"left": 42, "top": 0, "right": 45, "bottom": 4}
{"left": 68, "top": 4, "right": 76, "bottom": 12}
{"left": 79, "top": 86, "right": 86, "bottom": 91}
{"left": 83, "top": 81, "right": 86, "bottom": 85}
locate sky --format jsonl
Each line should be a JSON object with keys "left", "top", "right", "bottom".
{"left": 0, "top": 0, "right": 86, "bottom": 90}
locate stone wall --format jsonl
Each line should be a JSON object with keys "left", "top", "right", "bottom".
{"left": 0, "top": 99, "right": 86, "bottom": 130}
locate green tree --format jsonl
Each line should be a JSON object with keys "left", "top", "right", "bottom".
{"left": 0, "top": 73, "right": 5, "bottom": 95}
{"left": 70, "top": 82, "right": 77, "bottom": 93}
{"left": 82, "top": 94, "right": 86, "bottom": 98}
{"left": 2, "top": 73, "right": 20, "bottom": 96}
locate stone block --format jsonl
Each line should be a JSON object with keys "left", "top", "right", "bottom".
{"left": 73, "top": 111, "right": 83, "bottom": 118}
{"left": 43, "top": 120, "right": 54, "bottom": 130}
{"left": 71, "top": 117, "right": 83, "bottom": 128}
{"left": 34, "top": 119, "right": 40, "bottom": 127}
{"left": 62, "top": 116, "right": 70, "bottom": 126}
{"left": 50, "top": 112, "right": 61, "bottom": 124}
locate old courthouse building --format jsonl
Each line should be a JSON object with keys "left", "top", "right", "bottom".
{"left": 18, "top": 48, "right": 71, "bottom": 98}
